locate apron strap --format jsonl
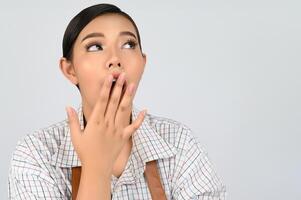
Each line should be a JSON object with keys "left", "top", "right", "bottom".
{"left": 144, "top": 160, "right": 168, "bottom": 200}
{"left": 71, "top": 166, "right": 81, "bottom": 200}
{"left": 72, "top": 160, "right": 167, "bottom": 200}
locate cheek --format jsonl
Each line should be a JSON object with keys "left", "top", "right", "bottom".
{"left": 123, "top": 54, "right": 144, "bottom": 72}
{"left": 79, "top": 71, "right": 100, "bottom": 98}
{"left": 74, "top": 56, "right": 105, "bottom": 82}
{"left": 80, "top": 75, "right": 107, "bottom": 107}
{"left": 76, "top": 63, "right": 98, "bottom": 84}
{"left": 127, "top": 60, "right": 144, "bottom": 79}
{"left": 74, "top": 60, "right": 106, "bottom": 99}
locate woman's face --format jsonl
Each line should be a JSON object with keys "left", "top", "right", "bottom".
{"left": 60, "top": 13, "right": 146, "bottom": 118}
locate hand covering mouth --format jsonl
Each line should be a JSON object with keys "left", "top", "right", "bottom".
{"left": 109, "top": 75, "right": 127, "bottom": 98}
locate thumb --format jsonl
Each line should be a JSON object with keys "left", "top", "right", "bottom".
{"left": 123, "top": 109, "right": 147, "bottom": 139}
{"left": 65, "top": 106, "right": 81, "bottom": 148}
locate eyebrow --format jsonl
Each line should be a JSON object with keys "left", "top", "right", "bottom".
{"left": 81, "top": 31, "right": 137, "bottom": 43}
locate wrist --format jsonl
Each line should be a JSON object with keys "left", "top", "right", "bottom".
{"left": 82, "top": 164, "right": 112, "bottom": 179}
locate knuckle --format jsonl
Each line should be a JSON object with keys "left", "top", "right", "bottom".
{"left": 132, "top": 123, "right": 139, "bottom": 130}
{"left": 119, "top": 104, "right": 127, "bottom": 112}
{"left": 104, "top": 118, "right": 110, "bottom": 128}
{"left": 112, "top": 127, "right": 118, "bottom": 134}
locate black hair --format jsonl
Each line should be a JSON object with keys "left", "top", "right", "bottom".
{"left": 62, "top": 3, "right": 143, "bottom": 90}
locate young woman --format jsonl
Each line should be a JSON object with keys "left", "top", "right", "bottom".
{"left": 8, "top": 3, "right": 226, "bottom": 200}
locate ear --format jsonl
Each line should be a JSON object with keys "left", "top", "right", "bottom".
{"left": 59, "top": 57, "right": 78, "bottom": 85}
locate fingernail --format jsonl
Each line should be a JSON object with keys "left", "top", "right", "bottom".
{"left": 143, "top": 109, "right": 147, "bottom": 116}
{"left": 119, "top": 72, "right": 126, "bottom": 82}
{"left": 129, "top": 84, "right": 136, "bottom": 95}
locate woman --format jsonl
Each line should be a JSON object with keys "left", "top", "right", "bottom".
{"left": 8, "top": 3, "right": 226, "bottom": 200}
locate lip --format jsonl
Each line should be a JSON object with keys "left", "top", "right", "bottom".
{"left": 111, "top": 72, "right": 122, "bottom": 79}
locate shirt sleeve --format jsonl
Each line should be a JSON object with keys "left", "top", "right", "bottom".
{"left": 8, "top": 135, "right": 66, "bottom": 200}
{"left": 171, "top": 124, "right": 226, "bottom": 200}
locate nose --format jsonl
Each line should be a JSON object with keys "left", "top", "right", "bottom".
{"left": 109, "top": 62, "right": 121, "bottom": 68}
{"left": 106, "top": 49, "right": 122, "bottom": 69}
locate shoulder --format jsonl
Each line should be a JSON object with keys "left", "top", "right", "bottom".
{"left": 8, "top": 119, "right": 70, "bottom": 199}
{"left": 146, "top": 112, "right": 226, "bottom": 198}
{"left": 147, "top": 112, "right": 202, "bottom": 152}
{"left": 9, "top": 119, "right": 68, "bottom": 174}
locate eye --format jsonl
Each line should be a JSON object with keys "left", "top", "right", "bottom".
{"left": 123, "top": 39, "right": 138, "bottom": 49}
{"left": 85, "top": 43, "right": 103, "bottom": 52}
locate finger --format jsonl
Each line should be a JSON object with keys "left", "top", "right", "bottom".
{"left": 90, "top": 74, "right": 113, "bottom": 124}
{"left": 66, "top": 106, "right": 81, "bottom": 148}
{"left": 105, "top": 72, "right": 126, "bottom": 123}
{"left": 115, "top": 82, "right": 136, "bottom": 126}
{"left": 123, "top": 109, "right": 147, "bottom": 139}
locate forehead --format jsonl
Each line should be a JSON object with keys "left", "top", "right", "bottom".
{"left": 78, "top": 13, "right": 137, "bottom": 39}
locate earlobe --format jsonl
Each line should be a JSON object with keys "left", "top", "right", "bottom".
{"left": 141, "top": 53, "right": 147, "bottom": 74}
{"left": 142, "top": 53, "right": 147, "bottom": 65}
{"left": 59, "top": 57, "right": 78, "bottom": 85}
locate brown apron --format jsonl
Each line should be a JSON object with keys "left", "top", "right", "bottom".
{"left": 72, "top": 160, "right": 167, "bottom": 200}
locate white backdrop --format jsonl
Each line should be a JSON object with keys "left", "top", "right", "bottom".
{"left": 1, "top": 0, "right": 300, "bottom": 199}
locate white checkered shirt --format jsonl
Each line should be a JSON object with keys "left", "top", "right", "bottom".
{"left": 8, "top": 103, "right": 226, "bottom": 199}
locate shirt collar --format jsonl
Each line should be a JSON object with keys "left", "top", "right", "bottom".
{"left": 50, "top": 102, "right": 177, "bottom": 168}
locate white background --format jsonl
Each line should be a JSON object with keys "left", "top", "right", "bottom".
{"left": 1, "top": 0, "right": 300, "bottom": 199}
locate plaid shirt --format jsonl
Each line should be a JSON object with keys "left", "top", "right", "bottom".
{"left": 8, "top": 103, "right": 226, "bottom": 199}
